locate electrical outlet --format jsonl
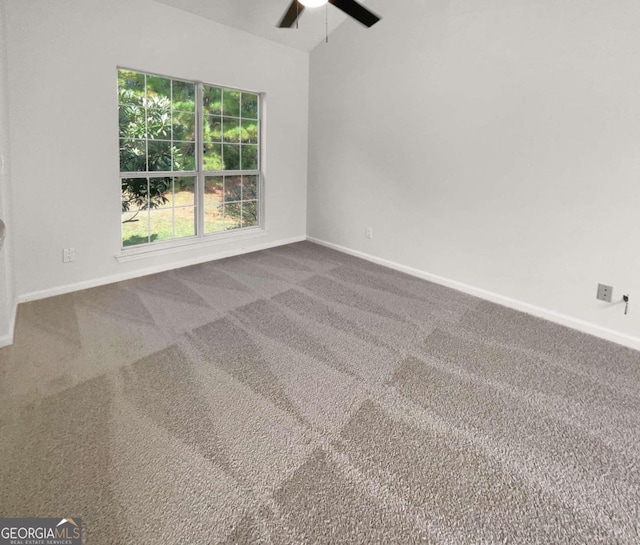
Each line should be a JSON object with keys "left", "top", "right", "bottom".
{"left": 63, "top": 248, "right": 76, "bottom": 263}
{"left": 596, "top": 283, "right": 613, "bottom": 302}
{"left": 365, "top": 227, "right": 373, "bottom": 239}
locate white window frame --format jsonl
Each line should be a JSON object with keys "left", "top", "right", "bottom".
{"left": 117, "top": 68, "right": 265, "bottom": 257}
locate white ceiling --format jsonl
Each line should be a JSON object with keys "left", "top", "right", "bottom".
{"left": 154, "top": 0, "right": 366, "bottom": 52}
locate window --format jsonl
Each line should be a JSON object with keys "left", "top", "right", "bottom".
{"left": 118, "top": 69, "right": 261, "bottom": 248}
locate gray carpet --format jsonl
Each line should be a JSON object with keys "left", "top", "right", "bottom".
{"left": 1, "top": 241, "right": 639, "bottom": 544}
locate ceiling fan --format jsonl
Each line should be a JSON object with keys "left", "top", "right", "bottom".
{"left": 278, "top": 0, "right": 380, "bottom": 29}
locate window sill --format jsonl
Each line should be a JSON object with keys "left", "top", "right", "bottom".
{"left": 115, "top": 227, "right": 266, "bottom": 263}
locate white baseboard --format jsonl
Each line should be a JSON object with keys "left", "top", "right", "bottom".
{"left": 307, "top": 236, "right": 640, "bottom": 352}
{"left": 18, "top": 235, "right": 306, "bottom": 305}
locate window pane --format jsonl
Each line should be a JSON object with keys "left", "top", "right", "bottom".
{"left": 172, "top": 80, "right": 195, "bottom": 112}
{"left": 241, "top": 119, "right": 258, "bottom": 144}
{"left": 203, "top": 144, "right": 223, "bottom": 171}
{"left": 174, "top": 142, "right": 195, "bottom": 171}
{"left": 119, "top": 105, "right": 145, "bottom": 138}
{"left": 241, "top": 145, "right": 258, "bottom": 171}
{"left": 147, "top": 141, "right": 172, "bottom": 171}
{"left": 175, "top": 176, "right": 196, "bottom": 206}
{"left": 120, "top": 139, "right": 147, "bottom": 172}
{"left": 147, "top": 109, "right": 172, "bottom": 140}
{"left": 174, "top": 207, "right": 196, "bottom": 239}
{"left": 204, "top": 176, "right": 223, "bottom": 206}
{"left": 122, "top": 177, "right": 149, "bottom": 212}
{"left": 148, "top": 177, "right": 172, "bottom": 207}
{"left": 241, "top": 93, "right": 258, "bottom": 119}
{"left": 147, "top": 75, "right": 171, "bottom": 101}
{"left": 150, "top": 177, "right": 173, "bottom": 208}
{"left": 243, "top": 201, "right": 258, "bottom": 227}
{"left": 223, "top": 118, "right": 240, "bottom": 143}
{"left": 224, "top": 176, "right": 242, "bottom": 202}
{"left": 150, "top": 208, "right": 175, "bottom": 242}
{"left": 173, "top": 112, "right": 196, "bottom": 141}
{"left": 204, "top": 205, "right": 224, "bottom": 234}
{"left": 122, "top": 209, "right": 149, "bottom": 247}
{"left": 224, "top": 203, "right": 241, "bottom": 230}
{"left": 203, "top": 85, "right": 222, "bottom": 115}
{"left": 146, "top": 85, "right": 172, "bottom": 140}
{"left": 118, "top": 70, "right": 145, "bottom": 106}
{"left": 243, "top": 175, "right": 258, "bottom": 200}
{"left": 222, "top": 89, "right": 240, "bottom": 117}
{"left": 122, "top": 176, "right": 151, "bottom": 246}
{"left": 204, "top": 116, "right": 222, "bottom": 143}
{"left": 223, "top": 144, "right": 240, "bottom": 170}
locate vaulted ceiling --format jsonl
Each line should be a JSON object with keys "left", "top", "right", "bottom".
{"left": 154, "top": 0, "right": 368, "bottom": 51}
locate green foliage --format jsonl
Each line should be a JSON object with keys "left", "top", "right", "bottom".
{"left": 242, "top": 121, "right": 258, "bottom": 143}
{"left": 243, "top": 201, "right": 258, "bottom": 226}
{"left": 203, "top": 145, "right": 223, "bottom": 171}
{"left": 241, "top": 94, "right": 258, "bottom": 119}
{"left": 121, "top": 177, "right": 170, "bottom": 217}
{"left": 203, "top": 86, "right": 222, "bottom": 115}
{"left": 223, "top": 145, "right": 240, "bottom": 170}
{"left": 222, "top": 90, "right": 241, "bottom": 117}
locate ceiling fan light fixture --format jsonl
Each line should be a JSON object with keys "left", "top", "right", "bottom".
{"left": 298, "top": 0, "right": 328, "bottom": 8}
{"left": 278, "top": 0, "right": 380, "bottom": 29}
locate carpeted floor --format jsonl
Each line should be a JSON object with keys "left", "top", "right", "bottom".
{"left": 1, "top": 241, "right": 639, "bottom": 544}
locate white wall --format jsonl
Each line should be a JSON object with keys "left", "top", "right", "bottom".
{"left": 4, "top": 0, "right": 308, "bottom": 301}
{"left": 308, "top": 0, "right": 640, "bottom": 348}
{"left": 0, "top": 0, "right": 16, "bottom": 346}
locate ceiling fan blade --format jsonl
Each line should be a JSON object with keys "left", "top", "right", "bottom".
{"left": 329, "top": 0, "right": 380, "bottom": 27}
{"left": 278, "top": 0, "right": 305, "bottom": 28}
